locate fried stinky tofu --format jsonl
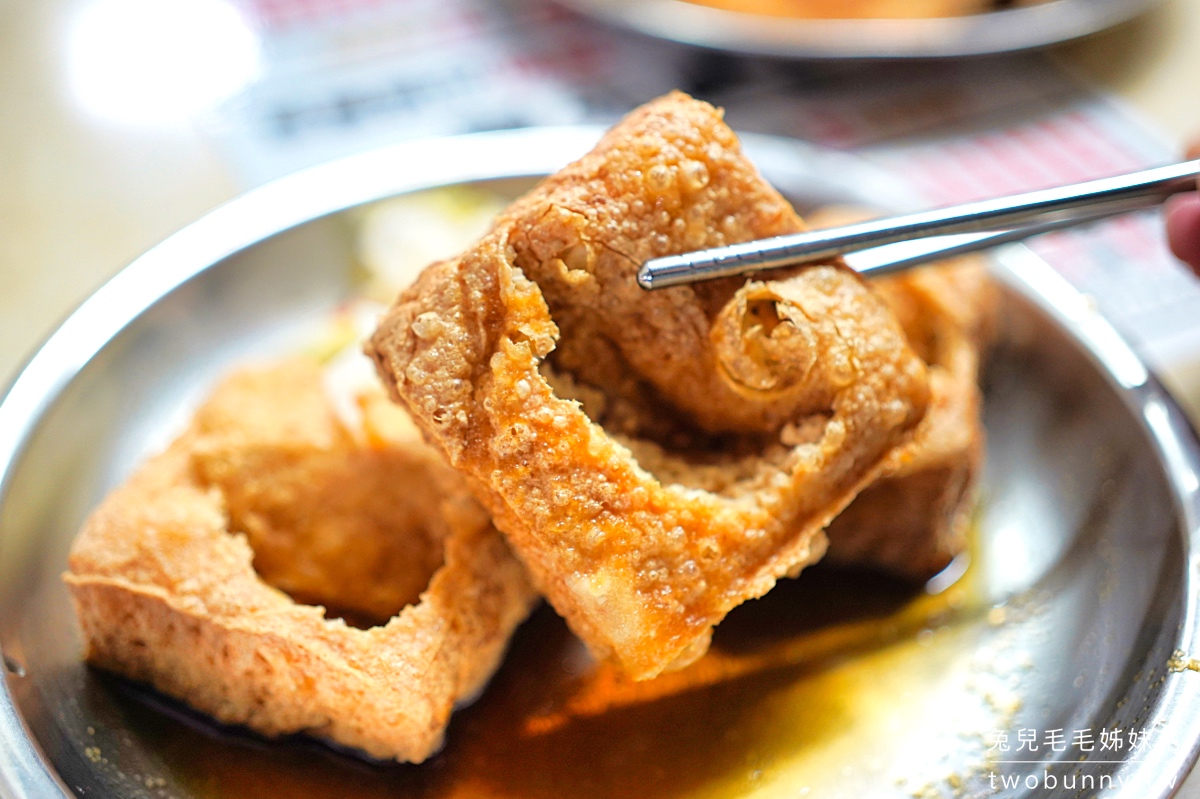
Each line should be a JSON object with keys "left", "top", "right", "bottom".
{"left": 825, "top": 257, "right": 997, "bottom": 578}
{"left": 65, "top": 360, "right": 537, "bottom": 762}
{"left": 368, "top": 92, "right": 930, "bottom": 681}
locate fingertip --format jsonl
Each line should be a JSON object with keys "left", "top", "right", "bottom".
{"left": 1165, "top": 193, "right": 1200, "bottom": 275}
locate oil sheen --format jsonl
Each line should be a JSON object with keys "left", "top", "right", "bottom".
{"left": 109, "top": 542, "right": 1018, "bottom": 799}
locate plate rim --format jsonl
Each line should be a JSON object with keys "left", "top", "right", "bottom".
{"left": 554, "top": 0, "right": 1164, "bottom": 58}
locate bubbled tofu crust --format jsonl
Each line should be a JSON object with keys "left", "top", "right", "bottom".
{"left": 805, "top": 206, "right": 997, "bottom": 580}
{"left": 823, "top": 256, "right": 997, "bottom": 579}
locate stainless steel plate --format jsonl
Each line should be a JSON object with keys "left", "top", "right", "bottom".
{"left": 555, "top": 0, "right": 1163, "bottom": 58}
{"left": 1, "top": 127, "right": 1199, "bottom": 798}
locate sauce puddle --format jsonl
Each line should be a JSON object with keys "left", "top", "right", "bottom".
{"left": 107, "top": 552, "right": 1016, "bottom": 799}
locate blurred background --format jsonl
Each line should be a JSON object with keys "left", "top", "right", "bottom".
{"left": 3, "top": 0, "right": 1200, "bottom": 405}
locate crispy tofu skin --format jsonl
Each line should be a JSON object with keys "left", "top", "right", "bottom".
{"left": 65, "top": 360, "right": 537, "bottom": 762}
{"left": 826, "top": 257, "right": 997, "bottom": 578}
{"left": 368, "top": 92, "right": 929, "bottom": 680}
{"left": 803, "top": 205, "right": 996, "bottom": 580}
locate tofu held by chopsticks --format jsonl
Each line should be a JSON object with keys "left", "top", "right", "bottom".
{"left": 368, "top": 92, "right": 933, "bottom": 680}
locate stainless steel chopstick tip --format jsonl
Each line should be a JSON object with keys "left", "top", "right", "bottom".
{"left": 637, "top": 253, "right": 710, "bottom": 290}
{"left": 635, "top": 263, "right": 658, "bottom": 290}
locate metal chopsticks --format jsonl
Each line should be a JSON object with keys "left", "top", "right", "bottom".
{"left": 637, "top": 159, "right": 1200, "bottom": 290}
